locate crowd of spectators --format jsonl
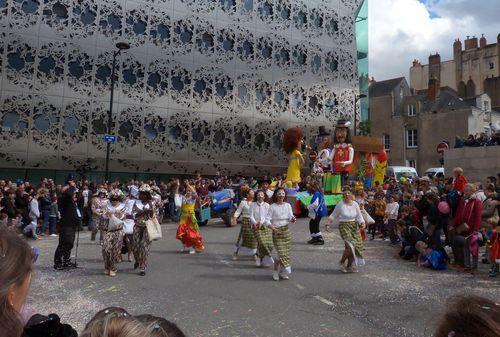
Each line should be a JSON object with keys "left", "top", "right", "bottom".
{"left": 454, "top": 126, "right": 500, "bottom": 148}
{"left": 1, "top": 166, "right": 500, "bottom": 336}
{"left": 1, "top": 167, "right": 499, "bottom": 277}
{"left": 351, "top": 167, "right": 499, "bottom": 277}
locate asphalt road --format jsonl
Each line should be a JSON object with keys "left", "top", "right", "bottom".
{"left": 29, "top": 218, "right": 499, "bottom": 337}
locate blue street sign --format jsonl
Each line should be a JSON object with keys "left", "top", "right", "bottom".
{"left": 104, "top": 135, "right": 117, "bottom": 143}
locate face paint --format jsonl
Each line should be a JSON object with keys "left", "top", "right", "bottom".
{"left": 277, "top": 191, "right": 286, "bottom": 198}
{"left": 257, "top": 192, "right": 265, "bottom": 199}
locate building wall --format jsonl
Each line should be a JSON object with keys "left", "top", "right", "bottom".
{"left": 410, "top": 61, "right": 457, "bottom": 92}
{"left": 440, "top": 60, "right": 457, "bottom": 90}
{"left": 461, "top": 45, "right": 499, "bottom": 94}
{"left": 409, "top": 37, "right": 500, "bottom": 107}
{"left": 410, "top": 64, "right": 428, "bottom": 91}
{"left": 445, "top": 146, "right": 500, "bottom": 182}
{"left": 372, "top": 99, "right": 473, "bottom": 174}
{"left": 417, "top": 109, "right": 469, "bottom": 172}
{"left": 0, "top": 0, "right": 364, "bottom": 177}
{"left": 369, "top": 95, "right": 393, "bottom": 140}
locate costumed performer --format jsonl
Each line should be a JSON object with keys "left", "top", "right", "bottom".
{"left": 283, "top": 127, "right": 305, "bottom": 185}
{"left": 316, "top": 126, "right": 334, "bottom": 193}
{"left": 264, "top": 187, "right": 296, "bottom": 281}
{"left": 326, "top": 187, "right": 365, "bottom": 273}
{"left": 329, "top": 120, "right": 354, "bottom": 194}
{"left": 487, "top": 224, "right": 499, "bottom": 277}
{"left": 102, "top": 189, "right": 125, "bottom": 277}
{"left": 232, "top": 189, "right": 258, "bottom": 261}
{"left": 176, "top": 182, "right": 205, "bottom": 254}
{"left": 121, "top": 191, "right": 135, "bottom": 263}
{"left": 307, "top": 181, "right": 327, "bottom": 245}
{"left": 249, "top": 190, "right": 273, "bottom": 267}
{"left": 90, "top": 188, "right": 108, "bottom": 244}
{"left": 132, "top": 184, "right": 156, "bottom": 276}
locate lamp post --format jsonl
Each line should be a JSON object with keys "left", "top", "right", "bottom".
{"left": 104, "top": 42, "right": 130, "bottom": 183}
{"left": 353, "top": 93, "right": 367, "bottom": 136}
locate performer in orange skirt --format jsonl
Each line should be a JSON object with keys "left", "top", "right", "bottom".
{"left": 176, "top": 182, "right": 204, "bottom": 254}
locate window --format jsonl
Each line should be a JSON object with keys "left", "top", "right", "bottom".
{"left": 406, "top": 129, "right": 418, "bottom": 148}
{"left": 383, "top": 134, "right": 390, "bottom": 150}
{"left": 490, "top": 62, "right": 495, "bottom": 70}
{"left": 406, "top": 160, "right": 416, "bottom": 168}
{"left": 484, "top": 101, "right": 490, "bottom": 111}
{"left": 407, "top": 104, "right": 416, "bottom": 116}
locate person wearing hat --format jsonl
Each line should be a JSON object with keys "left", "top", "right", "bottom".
{"left": 102, "top": 189, "right": 126, "bottom": 277}
{"left": 260, "top": 180, "right": 274, "bottom": 200}
{"left": 316, "top": 126, "right": 334, "bottom": 193}
{"left": 90, "top": 188, "right": 108, "bottom": 243}
{"left": 121, "top": 189, "right": 136, "bottom": 263}
{"left": 132, "top": 184, "right": 157, "bottom": 276}
{"left": 53, "top": 181, "right": 81, "bottom": 270}
{"left": 329, "top": 119, "right": 354, "bottom": 194}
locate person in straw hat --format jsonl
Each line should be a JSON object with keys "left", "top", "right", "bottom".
{"left": 102, "top": 189, "right": 125, "bottom": 277}
{"left": 132, "top": 184, "right": 156, "bottom": 276}
{"left": 90, "top": 188, "right": 108, "bottom": 244}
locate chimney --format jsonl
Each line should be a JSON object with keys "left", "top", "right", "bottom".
{"left": 429, "top": 53, "right": 441, "bottom": 65}
{"left": 465, "top": 36, "right": 479, "bottom": 50}
{"left": 412, "top": 59, "right": 421, "bottom": 67}
{"left": 453, "top": 38, "right": 462, "bottom": 54}
{"left": 479, "top": 34, "right": 487, "bottom": 48}
{"left": 429, "top": 53, "right": 441, "bottom": 82}
{"left": 428, "top": 77, "right": 440, "bottom": 101}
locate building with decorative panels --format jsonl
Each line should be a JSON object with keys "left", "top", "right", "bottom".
{"left": 0, "top": 0, "right": 367, "bottom": 181}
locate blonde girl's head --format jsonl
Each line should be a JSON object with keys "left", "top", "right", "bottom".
{"left": 81, "top": 307, "right": 151, "bottom": 337}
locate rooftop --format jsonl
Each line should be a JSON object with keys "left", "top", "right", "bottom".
{"left": 369, "top": 77, "right": 406, "bottom": 97}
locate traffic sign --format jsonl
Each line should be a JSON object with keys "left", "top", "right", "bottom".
{"left": 104, "top": 135, "right": 117, "bottom": 143}
{"left": 436, "top": 142, "right": 449, "bottom": 154}
{"left": 308, "top": 151, "right": 318, "bottom": 162}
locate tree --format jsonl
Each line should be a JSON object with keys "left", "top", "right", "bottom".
{"left": 358, "top": 120, "right": 371, "bottom": 136}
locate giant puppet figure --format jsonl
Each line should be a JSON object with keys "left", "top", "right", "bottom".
{"left": 329, "top": 120, "right": 354, "bottom": 193}
{"left": 283, "top": 127, "right": 305, "bottom": 184}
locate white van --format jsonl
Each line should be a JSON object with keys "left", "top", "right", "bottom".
{"left": 424, "top": 167, "right": 445, "bottom": 178}
{"left": 386, "top": 166, "right": 419, "bottom": 181}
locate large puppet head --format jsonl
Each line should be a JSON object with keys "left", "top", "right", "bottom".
{"left": 283, "top": 127, "right": 304, "bottom": 154}
{"left": 333, "top": 119, "right": 352, "bottom": 144}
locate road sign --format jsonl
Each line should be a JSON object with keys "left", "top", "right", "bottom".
{"left": 104, "top": 135, "right": 117, "bottom": 144}
{"left": 308, "top": 151, "right": 318, "bottom": 162}
{"left": 436, "top": 142, "right": 449, "bottom": 155}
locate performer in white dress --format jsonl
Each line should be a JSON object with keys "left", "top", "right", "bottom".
{"left": 326, "top": 188, "right": 366, "bottom": 273}
{"left": 232, "top": 190, "right": 257, "bottom": 260}
{"left": 249, "top": 190, "right": 273, "bottom": 267}
{"left": 264, "top": 188, "right": 296, "bottom": 281}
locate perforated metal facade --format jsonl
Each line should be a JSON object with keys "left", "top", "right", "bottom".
{"left": 0, "top": 0, "right": 364, "bottom": 177}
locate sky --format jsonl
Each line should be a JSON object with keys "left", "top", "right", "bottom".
{"left": 368, "top": 0, "right": 500, "bottom": 81}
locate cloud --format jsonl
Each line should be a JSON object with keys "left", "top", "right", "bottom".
{"left": 368, "top": 0, "right": 500, "bottom": 82}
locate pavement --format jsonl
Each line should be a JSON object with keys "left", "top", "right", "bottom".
{"left": 29, "top": 218, "right": 499, "bottom": 337}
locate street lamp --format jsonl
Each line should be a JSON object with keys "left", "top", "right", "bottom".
{"left": 353, "top": 93, "right": 367, "bottom": 136}
{"left": 104, "top": 42, "right": 130, "bottom": 183}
